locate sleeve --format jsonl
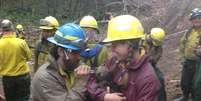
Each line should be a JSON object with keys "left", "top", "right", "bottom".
{"left": 34, "top": 75, "right": 85, "bottom": 101}
{"left": 86, "top": 65, "right": 110, "bottom": 101}
{"left": 86, "top": 76, "right": 107, "bottom": 101}
{"left": 137, "top": 76, "right": 161, "bottom": 101}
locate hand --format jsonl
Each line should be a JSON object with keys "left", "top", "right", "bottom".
{"left": 104, "top": 93, "right": 126, "bottom": 101}
{"left": 74, "top": 65, "right": 90, "bottom": 77}
{"left": 107, "top": 48, "right": 118, "bottom": 60}
{"left": 104, "top": 87, "right": 126, "bottom": 101}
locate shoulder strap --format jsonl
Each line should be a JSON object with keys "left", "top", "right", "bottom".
{"left": 184, "top": 27, "right": 193, "bottom": 40}
{"left": 88, "top": 44, "right": 104, "bottom": 70}
{"left": 182, "top": 27, "right": 193, "bottom": 51}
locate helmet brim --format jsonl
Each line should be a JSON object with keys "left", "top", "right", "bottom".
{"left": 47, "top": 37, "right": 80, "bottom": 51}
{"left": 102, "top": 35, "right": 145, "bottom": 43}
{"left": 40, "top": 26, "right": 54, "bottom": 30}
{"left": 80, "top": 25, "right": 98, "bottom": 29}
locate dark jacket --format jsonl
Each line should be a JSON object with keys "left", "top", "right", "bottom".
{"left": 86, "top": 54, "right": 161, "bottom": 101}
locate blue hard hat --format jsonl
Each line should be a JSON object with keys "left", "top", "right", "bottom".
{"left": 47, "top": 23, "right": 86, "bottom": 51}
{"left": 80, "top": 44, "right": 103, "bottom": 58}
{"left": 190, "top": 8, "right": 201, "bottom": 20}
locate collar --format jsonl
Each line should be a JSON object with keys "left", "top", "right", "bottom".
{"left": 2, "top": 33, "right": 16, "bottom": 38}
{"left": 129, "top": 48, "right": 149, "bottom": 70}
{"left": 47, "top": 54, "right": 75, "bottom": 92}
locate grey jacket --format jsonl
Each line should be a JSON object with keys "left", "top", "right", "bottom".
{"left": 30, "top": 55, "right": 87, "bottom": 101}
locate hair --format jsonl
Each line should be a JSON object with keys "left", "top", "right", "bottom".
{"left": 128, "top": 38, "right": 141, "bottom": 50}
{"left": 49, "top": 45, "right": 59, "bottom": 60}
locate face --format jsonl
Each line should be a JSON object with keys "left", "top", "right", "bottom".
{"left": 63, "top": 49, "right": 81, "bottom": 72}
{"left": 111, "top": 41, "right": 131, "bottom": 61}
{"left": 42, "top": 29, "right": 55, "bottom": 39}
{"left": 191, "top": 18, "right": 201, "bottom": 28}
{"left": 83, "top": 27, "right": 99, "bottom": 43}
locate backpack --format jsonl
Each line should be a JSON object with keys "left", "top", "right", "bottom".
{"left": 80, "top": 44, "right": 103, "bottom": 70}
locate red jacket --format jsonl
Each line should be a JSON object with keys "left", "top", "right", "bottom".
{"left": 86, "top": 55, "right": 161, "bottom": 101}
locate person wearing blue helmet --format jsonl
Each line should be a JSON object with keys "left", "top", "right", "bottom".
{"left": 177, "top": 8, "right": 201, "bottom": 101}
{"left": 191, "top": 8, "right": 201, "bottom": 101}
{"left": 31, "top": 23, "right": 90, "bottom": 101}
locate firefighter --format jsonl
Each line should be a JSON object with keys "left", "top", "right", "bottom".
{"left": 178, "top": 8, "right": 201, "bottom": 101}
{"left": 33, "top": 16, "right": 59, "bottom": 72}
{"left": 0, "top": 19, "right": 32, "bottom": 101}
{"left": 145, "top": 28, "right": 167, "bottom": 101}
{"left": 86, "top": 15, "right": 161, "bottom": 101}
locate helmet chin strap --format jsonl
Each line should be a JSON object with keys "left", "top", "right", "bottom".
{"left": 64, "top": 50, "right": 70, "bottom": 60}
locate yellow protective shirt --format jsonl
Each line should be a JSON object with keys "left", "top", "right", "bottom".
{"left": 0, "top": 34, "right": 32, "bottom": 76}
{"left": 180, "top": 28, "right": 201, "bottom": 60}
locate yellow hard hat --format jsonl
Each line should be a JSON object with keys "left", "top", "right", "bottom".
{"left": 103, "top": 15, "right": 144, "bottom": 42}
{"left": 79, "top": 15, "right": 98, "bottom": 29}
{"left": 150, "top": 28, "right": 165, "bottom": 46}
{"left": 40, "top": 16, "right": 59, "bottom": 30}
{"left": 16, "top": 24, "right": 23, "bottom": 30}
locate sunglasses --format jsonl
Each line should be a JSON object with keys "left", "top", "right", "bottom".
{"left": 64, "top": 49, "right": 80, "bottom": 60}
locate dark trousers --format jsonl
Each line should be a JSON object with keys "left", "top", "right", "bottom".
{"left": 2, "top": 73, "right": 30, "bottom": 101}
{"left": 181, "top": 59, "right": 197, "bottom": 98}
{"left": 152, "top": 63, "right": 167, "bottom": 101}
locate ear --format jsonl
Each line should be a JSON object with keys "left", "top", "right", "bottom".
{"left": 57, "top": 47, "right": 64, "bottom": 57}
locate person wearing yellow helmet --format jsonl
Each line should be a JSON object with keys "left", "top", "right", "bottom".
{"left": 80, "top": 15, "right": 102, "bottom": 43}
{"left": 177, "top": 8, "right": 201, "bottom": 101}
{"left": 33, "top": 16, "right": 59, "bottom": 73}
{"left": 16, "top": 24, "right": 26, "bottom": 40}
{"left": 144, "top": 28, "right": 167, "bottom": 101}
{"left": 86, "top": 15, "right": 160, "bottom": 101}
{"left": 79, "top": 16, "right": 108, "bottom": 84}
{"left": 0, "top": 19, "right": 32, "bottom": 101}
{"left": 145, "top": 28, "right": 166, "bottom": 65}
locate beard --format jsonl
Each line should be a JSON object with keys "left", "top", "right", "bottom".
{"left": 63, "top": 57, "right": 80, "bottom": 73}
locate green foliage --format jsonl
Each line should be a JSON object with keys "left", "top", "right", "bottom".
{"left": 0, "top": 9, "right": 42, "bottom": 27}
